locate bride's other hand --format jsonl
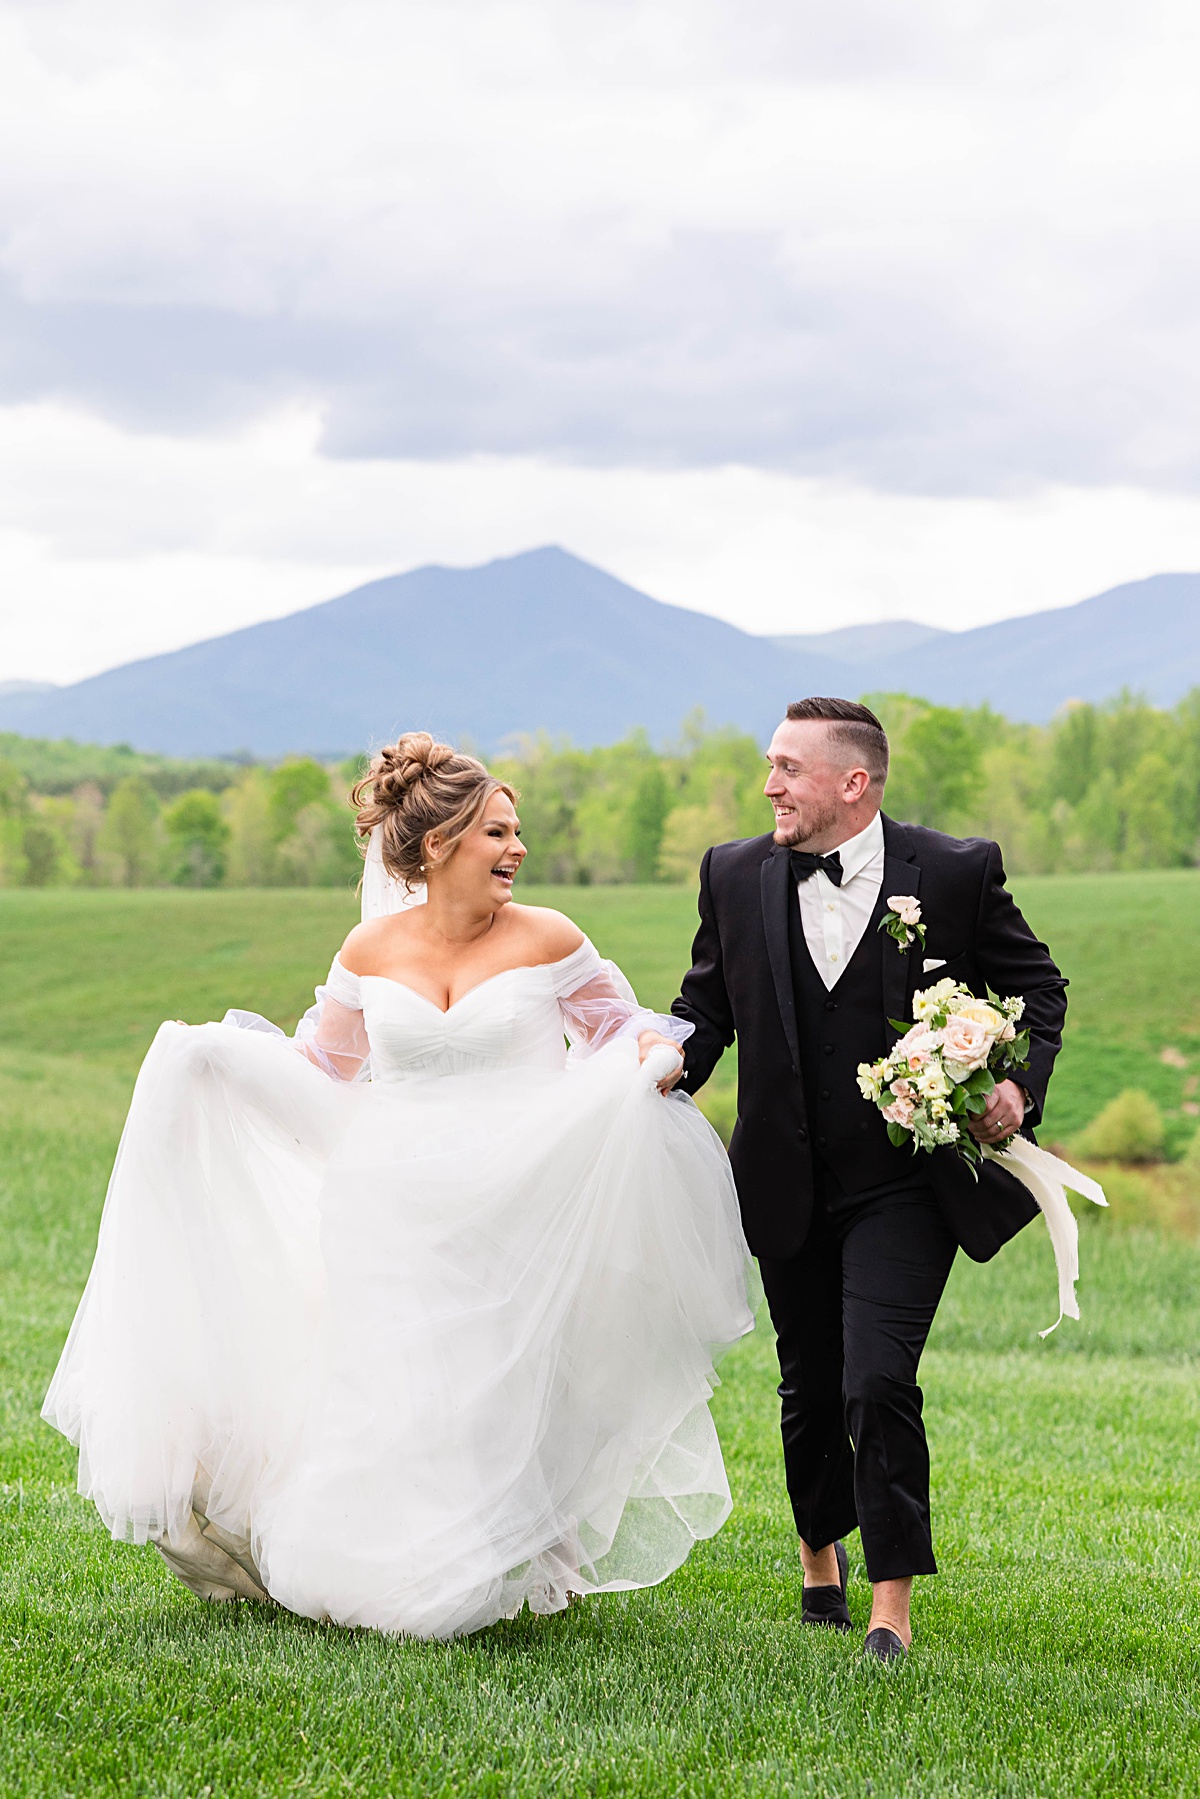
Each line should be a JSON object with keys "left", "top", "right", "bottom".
{"left": 638, "top": 1030, "right": 685, "bottom": 1091}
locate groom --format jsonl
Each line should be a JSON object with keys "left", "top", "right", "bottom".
{"left": 668, "top": 697, "right": 1068, "bottom": 1660}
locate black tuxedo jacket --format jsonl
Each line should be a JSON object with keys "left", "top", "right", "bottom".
{"left": 670, "top": 815, "right": 1069, "bottom": 1263}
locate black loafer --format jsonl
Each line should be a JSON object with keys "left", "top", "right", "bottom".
{"left": 801, "top": 1539, "right": 851, "bottom": 1631}
{"left": 864, "top": 1626, "right": 906, "bottom": 1663}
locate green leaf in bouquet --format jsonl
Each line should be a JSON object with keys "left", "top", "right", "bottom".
{"left": 964, "top": 1092, "right": 991, "bottom": 1115}
{"left": 963, "top": 1068, "right": 996, "bottom": 1096}
{"left": 886, "top": 1122, "right": 912, "bottom": 1147}
{"left": 887, "top": 1019, "right": 910, "bottom": 1035}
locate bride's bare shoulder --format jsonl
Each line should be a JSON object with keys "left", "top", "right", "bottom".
{"left": 507, "top": 905, "right": 586, "bottom": 961}
{"left": 338, "top": 915, "right": 417, "bottom": 976}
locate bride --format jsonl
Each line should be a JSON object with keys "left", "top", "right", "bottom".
{"left": 44, "top": 733, "right": 757, "bottom": 1639}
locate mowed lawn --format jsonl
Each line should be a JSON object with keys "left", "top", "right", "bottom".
{"left": 1, "top": 872, "right": 1199, "bottom": 1797}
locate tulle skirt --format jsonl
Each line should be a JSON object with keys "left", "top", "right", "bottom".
{"left": 43, "top": 1023, "right": 757, "bottom": 1638}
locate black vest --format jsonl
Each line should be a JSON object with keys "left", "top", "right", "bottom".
{"left": 788, "top": 882, "right": 924, "bottom": 1197}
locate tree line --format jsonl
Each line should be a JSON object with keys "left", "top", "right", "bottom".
{"left": 1, "top": 688, "right": 1198, "bottom": 889}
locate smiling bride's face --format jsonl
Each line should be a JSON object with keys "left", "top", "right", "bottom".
{"left": 425, "top": 792, "right": 527, "bottom": 909}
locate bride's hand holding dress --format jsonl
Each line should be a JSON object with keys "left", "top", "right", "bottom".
{"left": 43, "top": 735, "right": 756, "bottom": 1639}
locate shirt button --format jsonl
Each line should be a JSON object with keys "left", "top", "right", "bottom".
{"left": 830, "top": 953, "right": 839, "bottom": 963}
{"left": 826, "top": 903, "right": 835, "bottom": 913}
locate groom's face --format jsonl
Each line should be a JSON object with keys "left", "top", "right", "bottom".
{"left": 765, "top": 720, "right": 864, "bottom": 849}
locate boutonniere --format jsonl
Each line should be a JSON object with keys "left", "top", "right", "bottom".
{"left": 879, "top": 894, "right": 926, "bottom": 953}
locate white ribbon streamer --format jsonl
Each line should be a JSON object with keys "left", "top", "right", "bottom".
{"left": 982, "top": 1137, "right": 1108, "bottom": 1337}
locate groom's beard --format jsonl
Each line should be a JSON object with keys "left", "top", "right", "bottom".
{"left": 773, "top": 796, "right": 842, "bottom": 849}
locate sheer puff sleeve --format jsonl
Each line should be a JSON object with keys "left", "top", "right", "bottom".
{"left": 293, "top": 957, "right": 370, "bottom": 1081}
{"left": 224, "top": 956, "right": 370, "bottom": 1083}
{"left": 553, "top": 939, "right": 694, "bottom": 1060}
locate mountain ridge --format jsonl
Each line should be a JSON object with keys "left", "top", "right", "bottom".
{"left": 1, "top": 551, "right": 1197, "bottom": 756}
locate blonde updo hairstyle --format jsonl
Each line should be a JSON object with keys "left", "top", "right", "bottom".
{"left": 351, "top": 732, "right": 518, "bottom": 891}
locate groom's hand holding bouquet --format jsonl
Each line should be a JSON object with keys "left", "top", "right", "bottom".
{"left": 856, "top": 978, "right": 1031, "bottom": 1171}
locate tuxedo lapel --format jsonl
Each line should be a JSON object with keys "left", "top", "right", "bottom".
{"left": 880, "top": 815, "right": 922, "bottom": 1042}
{"left": 760, "top": 846, "right": 801, "bottom": 1072}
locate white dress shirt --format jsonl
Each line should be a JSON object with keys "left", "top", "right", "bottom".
{"left": 796, "top": 811, "right": 886, "bottom": 991}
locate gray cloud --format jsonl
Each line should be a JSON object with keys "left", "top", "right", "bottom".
{"left": 0, "top": 0, "right": 1198, "bottom": 497}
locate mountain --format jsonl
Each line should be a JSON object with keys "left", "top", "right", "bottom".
{"left": 0, "top": 679, "right": 57, "bottom": 697}
{"left": 848, "top": 572, "right": 1200, "bottom": 717}
{"left": 770, "top": 621, "right": 948, "bottom": 664}
{"left": 0, "top": 548, "right": 847, "bottom": 758}
{"left": 2, "top": 556, "right": 1198, "bottom": 758}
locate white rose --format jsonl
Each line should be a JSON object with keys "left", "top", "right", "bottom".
{"left": 950, "top": 997, "right": 1006, "bottom": 1039}
{"left": 894, "top": 1024, "right": 942, "bottom": 1070}
{"left": 887, "top": 895, "right": 922, "bottom": 926}
{"left": 940, "top": 1014, "right": 991, "bottom": 1075}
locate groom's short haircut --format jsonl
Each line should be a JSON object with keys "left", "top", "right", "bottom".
{"left": 785, "top": 697, "right": 889, "bottom": 788}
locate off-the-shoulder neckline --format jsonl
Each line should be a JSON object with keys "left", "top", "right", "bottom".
{"left": 332, "top": 936, "right": 596, "bottom": 1017}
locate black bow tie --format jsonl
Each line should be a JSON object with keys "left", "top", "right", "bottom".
{"left": 790, "top": 849, "right": 844, "bottom": 887}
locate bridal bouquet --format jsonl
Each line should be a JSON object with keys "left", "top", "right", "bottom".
{"left": 856, "top": 979, "right": 1031, "bottom": 1169}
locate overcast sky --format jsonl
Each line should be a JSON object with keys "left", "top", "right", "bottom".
{"left": 4, "top": 0, "right": 1200, "bottom": 682}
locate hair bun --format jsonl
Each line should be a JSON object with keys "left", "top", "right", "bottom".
{"left": 373, "top": 732, "right": 457, "bottom": 807}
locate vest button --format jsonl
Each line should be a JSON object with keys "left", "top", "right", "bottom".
{"left": 816, "top": 1135, "right": 828, "bottom": 1149}
{"left": 797, "top": 1126, "right": 808, "bottom": 1142}
{"left": 824, "top": 999, "right": 836, "bottom": 1012}
{"left": 820, "top": 1088, "right": 831, "bottom": 1101}
{"left": 823, "top": 1043, "right": 835, "bottom": 1056}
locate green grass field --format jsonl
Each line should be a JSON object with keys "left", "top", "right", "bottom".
{"left": 2, "top": 874, "right": 1199, "bottom": 1797}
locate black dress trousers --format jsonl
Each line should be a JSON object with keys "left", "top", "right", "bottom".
{"left": 757, "top": 1178, "right": 957, "bottom": 1583}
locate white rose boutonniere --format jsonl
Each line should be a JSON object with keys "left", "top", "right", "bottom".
{"left": 878, "top": 894, "right": 926, "bottom": 953}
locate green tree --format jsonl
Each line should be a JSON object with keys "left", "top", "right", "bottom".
{"left": 97, "top": 776, "right": 161, "bottom": 886}
{"left": 21, "top": 818, "right": 66, "bottom": 886}
{"left": 266, "top": 759, "right": 359, "bottom": 887}
{"left": 1116, "top": 752, "right": 1177, "bottom": 869}
{"left": 224, "top": 768, "right": 275, "bottom": 885}
{"left": 623, "top": 764, "right": 670, "bottom": 880}
{"left": 164, "top": 789, "right": 229, "bottom": 887}
{"left": 268, "top": 759, "right": 334, "bottom": 842}
{"left": 0, "top": 757, "right": 30, "bottom": 885}
{"left": 69, "top": 783, "right": 106, "bottom": 885}
{"left": 1047, "top": 703, "right": 1101, "bottom": 808}
{"left": 884, "top": 704, "right": 984, "bottom": 829}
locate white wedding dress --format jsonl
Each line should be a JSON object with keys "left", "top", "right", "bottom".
{"left": 43, "top": 929, "right": 757, "bottom": 1640}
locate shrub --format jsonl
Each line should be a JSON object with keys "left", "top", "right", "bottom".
{"left": 1073, "top": 1089, "right": 1166, "bottom": 1163}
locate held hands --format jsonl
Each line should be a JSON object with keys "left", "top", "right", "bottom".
{"left": 637, "top": 1030, "right": 685, "bottom": 1092}
{"left": 967, "top": 1077, "right": 1026, "bottom": 1147}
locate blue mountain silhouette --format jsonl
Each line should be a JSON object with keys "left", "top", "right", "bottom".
{"left": 1, "top": 550, "right": 1197, "bottom": 756}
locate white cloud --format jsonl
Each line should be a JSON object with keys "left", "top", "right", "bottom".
{"left": 2, "top": 1, "right": 1200, "bottom": 679}
{"left": 1, "top": 1, "right": 1200, "bottom": 485}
